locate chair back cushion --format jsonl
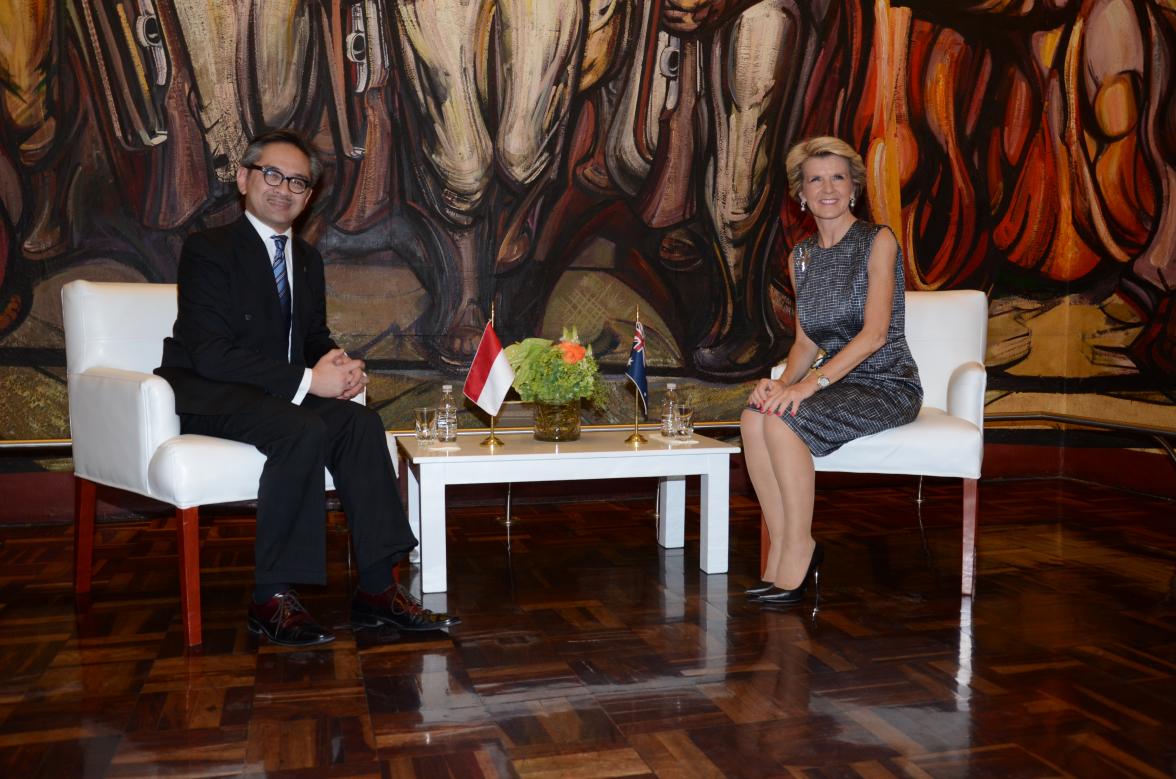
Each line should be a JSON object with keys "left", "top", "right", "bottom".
{"left": 63, "top": 280, "right": 177, "bottom": 376}
{"left": 903, "top": 290, "right": 988, "bottom": 412}
{"left": 63, "top": 281, "right": 179, "bottom": 493}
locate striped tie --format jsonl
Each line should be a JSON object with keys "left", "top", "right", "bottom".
{"left": 271, "top": 235, "right": 291, "bottom": 333}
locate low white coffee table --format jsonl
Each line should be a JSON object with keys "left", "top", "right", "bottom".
{"left": 396, "top": 429, "right": 740, "bottom": 592}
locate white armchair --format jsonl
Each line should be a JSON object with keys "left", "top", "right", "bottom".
{"left": 63, "top": 280, "right": 393, "bottom": 647}
{"left": 767, "top": 289, "right": 988, "bottom": 595}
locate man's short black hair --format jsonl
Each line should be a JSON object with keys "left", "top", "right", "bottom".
{"left": 240, "top": 129, "right": 323, "bottom": 184}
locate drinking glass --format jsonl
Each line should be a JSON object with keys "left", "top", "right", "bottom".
{"left": 414, "top": 407, "right": 437, "bottom": 444}
{"left": 675, "top": 403, "right": 695, "bottom": 440}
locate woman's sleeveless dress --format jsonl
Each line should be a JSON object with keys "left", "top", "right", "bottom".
{"left": 773, "top": 220, "right": 922, "bottom": 457}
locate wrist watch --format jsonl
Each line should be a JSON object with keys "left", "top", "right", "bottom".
{"left": 814, "top": 370, "right": 830, "bottom": 390}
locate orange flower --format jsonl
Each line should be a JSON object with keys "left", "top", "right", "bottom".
{"left": 558, "top": 341, "right": 586, "bottom": 364}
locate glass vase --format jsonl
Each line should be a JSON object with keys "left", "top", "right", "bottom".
{"left": 532, "top": 399, "right": 581, "bottom": 441}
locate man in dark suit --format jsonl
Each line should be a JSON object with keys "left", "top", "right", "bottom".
{"left": 157, "top": 129, "right": 457, "bottom": 646}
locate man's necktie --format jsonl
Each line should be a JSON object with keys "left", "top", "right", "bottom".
{"left": 271, "top": 235, "right": 291, "bottom": 333}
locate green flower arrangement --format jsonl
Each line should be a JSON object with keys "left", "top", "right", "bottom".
{"left": 504, "top": 327, "right": 610, "bottom": 407}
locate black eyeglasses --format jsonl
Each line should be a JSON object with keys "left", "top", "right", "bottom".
{"left": 245, "top": 164, "right": 311, "bottom": 194}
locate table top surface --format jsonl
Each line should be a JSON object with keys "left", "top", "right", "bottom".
{"left": 395, "top": 429, "right": 740, "bottom": 464}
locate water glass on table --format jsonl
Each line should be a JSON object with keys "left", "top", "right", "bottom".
{"left": 414, "top": 407, "right": 438, "bottom": 446}
{"left": 674, "top": 403, "right": 695, "bottom": 440}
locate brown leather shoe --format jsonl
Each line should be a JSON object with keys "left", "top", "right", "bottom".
{"left": 247, "top": 590, "right": 335, "bottom": 647}
{"left": 351, "top": 584, "right": 461, "bottom": 631}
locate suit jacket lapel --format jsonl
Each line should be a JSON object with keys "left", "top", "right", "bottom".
{"left": 234, "top": 216, "right": 286, "bottom": 338}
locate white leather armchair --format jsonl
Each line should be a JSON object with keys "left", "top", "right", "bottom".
{"left": 767, "top": 289, "right": 988, "bottom": 595}
{"left": 63, "top": 280, "right": 394, "bottom": 647}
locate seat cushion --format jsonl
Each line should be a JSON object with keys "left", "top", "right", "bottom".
{"left": 813, "top": 408, "right": 982, "bottom": 479}
{"left": 147, "top": 434, "right": 275, "bottom": 508}
{"left": 147, "top": 432, "right": 399, "bottom": 509}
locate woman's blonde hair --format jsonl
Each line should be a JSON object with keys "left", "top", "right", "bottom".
{"left": 784, "top": 136, "right": 867, "bottom": 201}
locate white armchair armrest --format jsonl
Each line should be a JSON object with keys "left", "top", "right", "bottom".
{"left": 68, "top": 368, "right": 180, "bottom": 494}
{"left": 946, "top": 361, "right": 987, "bottom": 429}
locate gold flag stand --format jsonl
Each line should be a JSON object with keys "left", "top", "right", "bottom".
{"left": 480, "top": 413, "right": 504, "bottom": 447}
{"left": 624, "top": 393, "right": 647, "bottom": 444}
{"left": 624, "top": 304, "right": 647, "bottom": 444}
{"left": 481, "top": 302, "right": 505, "bottom": 447}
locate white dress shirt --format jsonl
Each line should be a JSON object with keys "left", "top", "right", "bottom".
{"left": 243, "top": 210, "right": 312, "bottom": 404}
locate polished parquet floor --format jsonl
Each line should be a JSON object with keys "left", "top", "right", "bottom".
{"left": 0, "top": 477, "right": 1173, "bottom": 778}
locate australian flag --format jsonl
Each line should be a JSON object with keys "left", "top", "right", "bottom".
{"left": 625, "top": 321, "right": 649, "bottom": 415}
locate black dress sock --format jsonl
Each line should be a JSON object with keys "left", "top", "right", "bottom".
{"left": 358, "top": 552, "right": 405, "bottom": 594}
{"left": 254, "top": 583, "right": 289, "bottom": 604}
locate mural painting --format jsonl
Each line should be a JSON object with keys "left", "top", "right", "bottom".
{"left": 0, "top": 0, "right": 1172, "bottom": 442}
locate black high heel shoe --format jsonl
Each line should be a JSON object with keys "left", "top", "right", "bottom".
{"left": 744, "top": 581, "right": 776, "bottom": 597}
{"left": 756, "top": 543, "right": 824, "bottom": 606}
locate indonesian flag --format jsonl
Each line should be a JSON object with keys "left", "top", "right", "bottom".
{"left": 463, "top": 322, "right": 514, "bottom": 416}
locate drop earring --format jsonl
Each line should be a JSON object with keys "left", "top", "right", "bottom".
{"left": 849, "top": 195, "right": 856, "bottom": 209}
{"left": 800, "top": 199, "right": 806, "bottom": 212}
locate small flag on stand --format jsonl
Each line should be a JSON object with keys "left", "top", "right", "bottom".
{"left": 463, "top": 322, "right": 514, "bottom": 417}
{"left": 625, "top": 321, "right": 648, "bottom": 415}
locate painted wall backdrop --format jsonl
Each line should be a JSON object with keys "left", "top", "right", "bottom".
{"left": 0, "top": 0, "right": 1172, "bottom": 441}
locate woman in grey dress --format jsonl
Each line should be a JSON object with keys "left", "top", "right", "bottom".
{"left": 741, "top": 136, "right": 923, "bottom": 606}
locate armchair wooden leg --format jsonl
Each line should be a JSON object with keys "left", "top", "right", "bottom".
{"left": 74, "top": 477, "right": 97, "bottom": 596}
{"left": 961, "top": 478, "right": 978, "bottom": 596}
{"left": 175, "top": 507, "right": 203, "bottom": 648}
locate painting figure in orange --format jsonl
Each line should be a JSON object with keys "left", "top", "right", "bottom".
{"left": 0, "top": 0, "right": 68, "bottom": 258}
{"left": 890, "top": 0, "right": 1174, "bottom": 386}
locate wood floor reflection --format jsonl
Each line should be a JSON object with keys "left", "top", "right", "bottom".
{"left": 0, "top": 477, "right": 1172, "bottom": 777}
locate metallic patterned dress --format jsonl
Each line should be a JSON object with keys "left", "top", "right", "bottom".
{"left": 770, "top": 220, "right": 922, "bottom": 457}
